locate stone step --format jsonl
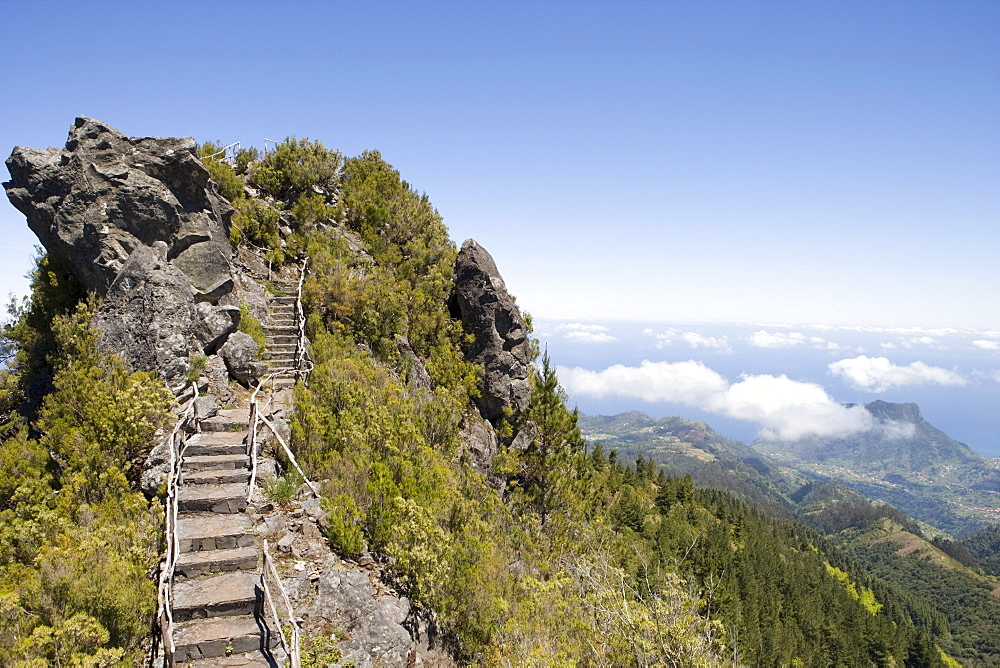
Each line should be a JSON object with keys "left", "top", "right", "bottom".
{"left": 183, "top": 454, "right": 250, "bottom": 472}
{"left": 265, "top": 335, "right": 296, "bottom": 345}
{"left": 185, "top": 434, "right": 246, "bottom": 457}
{"left": 265, "top": 343, "right": 297, "bottom": 353}
{"left": 186, "top": 650, "right": 285, "bottom": 667}
{"left": 265, "top": 356, "right": 296, "bottom": 364}
{"left": 178, "top": 483, "right": 249, "bottom": 514}
{"left": 177, "top": 514, "right": 254, "bottom": 553}
{"left": 200, "top": 409, "right": 250, "bottom": 432}
{"left": 182, "top": 468, "right": 251, "bottom": 486}
{"left": 176, "top": 545, "right": 259, "bottom": 579}
{"left": 172, "top": 572, "right": 260, "bottom": 622}
{"left": 263, "top": 326, "right": 297, "bottom": 336}
{"left": 173, "top": 615, "right": 271, "bottom": 662}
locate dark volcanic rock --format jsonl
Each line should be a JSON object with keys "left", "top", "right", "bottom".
{"left": 451, "top": 239, "right": 532, "bottom": 424}
{"left": 219, "top": 332, "right": 265, "bottom": 385}
{"left": 94, "top": 243, "right": 198, "bottom": 385}
{"left": 459, "top": 413, "right": 499, "bottom": 478}
{"left": 4, "top": 116, "right": 234, "bottom": 299}
{"left": 4, "top": 117, "right": 264, "bottom": 390}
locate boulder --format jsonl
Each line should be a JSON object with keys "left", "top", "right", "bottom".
{"left": 193, "top": 395, "right": 219, "bottom": 421}
{"left": 450, "top": 239, "right": 532, "bottom": 425}
{"left": 395, "top": 334, "right": 432, "bottom": 394}
{"left": 203, "top": 354, "right": 235, "bottom": 405}
{"left": 93, "top": 244, "right": 198, "bottom": 385}
{"left": 193, "top": 302, "right": 241, "bottom": 354}
{"left": 459, "top": 413, "right": 499, "bottom": 477}
{"left": 4, "top": 116, "right": 235, "bottom": 298}
{"left": 219, "top": 331, "right": 264, "bottom": 385}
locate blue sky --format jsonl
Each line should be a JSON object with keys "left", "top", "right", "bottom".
{"left": 2, "top": 1, "right": 998, "bottom": 451}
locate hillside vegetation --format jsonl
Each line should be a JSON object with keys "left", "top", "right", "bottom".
{"left": 587, "top": 410, "right": 1000, "bottom": 665}
{"left": 0, "top": 133, "right": 969, "bottom": 665}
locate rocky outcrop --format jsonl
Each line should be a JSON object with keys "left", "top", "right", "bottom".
{"left": 458, "top": 413, "right": 499, "bottom": 479}
{"left": 220, "top": 332, "right": 268, "bottom": 385}
{"left": 4, "top": 117, "right": 263, "bottom": 387}
{"left": 450, "top": 240, "right": 532, "bottom": 425}
{"left": 5, "top": 116, "right": 234, "bottom": 298}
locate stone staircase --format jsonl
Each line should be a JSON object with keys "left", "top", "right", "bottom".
{"left": 168, "top": 409, "right": 282, "bottom": 666}
{"left": 264, "top": 279, "right": 301, "bottom": 391}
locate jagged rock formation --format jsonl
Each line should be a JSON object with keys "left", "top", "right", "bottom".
{"left": 4, "top": 116, "right": 265, "bottom": 387}
{"left": 450, "top": 239, "right": 532, "bottom": 424}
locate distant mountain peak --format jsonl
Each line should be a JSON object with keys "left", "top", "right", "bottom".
{"left": 865, "top": 400, "right": 923, "bottom": 423}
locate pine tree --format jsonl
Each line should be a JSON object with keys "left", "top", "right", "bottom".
{"left": 518, "top": 350, "right": 586, "bottom": 523}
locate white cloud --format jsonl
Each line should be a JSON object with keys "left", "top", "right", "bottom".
{"left": 565, "top": 330, "right": 617, "bottom": 343}
{"left": 828, "top": 355, "right": 967, "bottom": 393}
{"left": 972, "top": 339, "right": 1000, "bottom": 351}
{"left": 643, "top": 328, "right": 730, "bottom": 351}
{"left": 971, "top": 369, "right": 1000, "bottom": 383}
{"left": 680, "top": 331, "right": 731, "bottom": 350}
{"left": 748, "top": 330, "right": 808, "bottom": 348}
{"left": 899, "top": 335, "right": 946, "bottom": 350}
{"left": 552, "top": 323, "right": 618, "bottom": 344}
{"left": 748, "top": 330, "right": 839, "bottom": 350}
{"left": 558, "top": 360, "right": 728, "bottom": 405}
{"left": 877, "top": 420, "right": 917, "bottom": 440}
{"left": 557, "top": 360, "right": 872, "bottom": 441}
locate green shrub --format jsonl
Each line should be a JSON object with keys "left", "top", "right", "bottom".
{"left": 290, "top": 192, "right": 339, "bottom": 228}
{"left": 198, "top": 142, "right": 246, "bottom": 203}
{"left": 186, "top": 354, "right": 208, "bottom": 383}
{"left": 264, "top": 472, "right": 303, "bottom": 503}
{"left": 251, "top": 138, "right": 342, "bottom": 200}
{"left": 237, "top": 303, "right": 267, "bottom": 356}
{"left": 321, "top": 493, "right": 366, "bottom": 556}
{"left": 230, "top": 198, "right": 282, "bottom": 250}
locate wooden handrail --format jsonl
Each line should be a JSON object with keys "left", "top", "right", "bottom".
{"left": 262, "top": 539, "right": 302, "bottom": 668}
{"left": 294, "top": 258, "right": 309, "bottom": 384}
{"left": 153, "top": 382, "right": 200, "bottom": 666}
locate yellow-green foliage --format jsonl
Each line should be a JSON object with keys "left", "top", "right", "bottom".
{"left": 251, "top": 137, "right": 342, "bottom": 199}
{"left": 290, "top": 192, "right": 339, "bottom": 228}
{"left": 0, "top": 302, "right": 171, "bottom": 665}
{"left": 287, "top": 149, "right": 727, "bottom": 663}
{"left": 198, "top": 142, "right": 246, "bottom": 203}
{"left": 230, "top": 198, "right": 282, "bottom": 250}
{"left": 237, "top": 302, "right": 267, "bottom": 355}
{"left": 825, "top": 562, "right": 883, "bottom": 615}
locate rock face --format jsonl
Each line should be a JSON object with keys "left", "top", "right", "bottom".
{"left": 450, "top": 240, "right": 532, "bottom": 425}
{"left": 5, "top": 116, "right": 234, "bottom": 298}
{"left": 93, "top": 243, "right": 199, "bottom": 383}
{"left": 4, "top": 117, "right": 261, "bottom": 387}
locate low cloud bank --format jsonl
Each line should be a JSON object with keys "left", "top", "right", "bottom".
{"left": 549, "top": 323, "right": 618, "bottom": 344}
{"left": 748, "top": 330, "right": 841, "bottom": 350}
{"left": 828, "top": 355, "right": 966, "bottom": 392}
{"left": 642, "top": 328, "right": 731, "bottom": 350}
{"left": 557, "top": 360, "right": 873, "bottom": 441}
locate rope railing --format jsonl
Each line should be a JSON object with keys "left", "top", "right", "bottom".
{"left": 200, "top": 141, "right": 241, "bottom": 165}
{"left": 294, "top": 258, "right": 311, "bottom": 384}
{"left": 245, "top": 369, "right": 320, "bottom": 503}
{"left": 262, "top": 539, "right": 303, "bottom": 668}
{"left": 153, "top": 382, "right": 200, "bottom": 667}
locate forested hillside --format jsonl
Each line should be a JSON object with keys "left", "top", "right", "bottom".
{"left": 0, "top": 121, "right": 970, "bottom": 664}
{"left": 584, "top": 410, "right": 1000, "bottom": 665}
